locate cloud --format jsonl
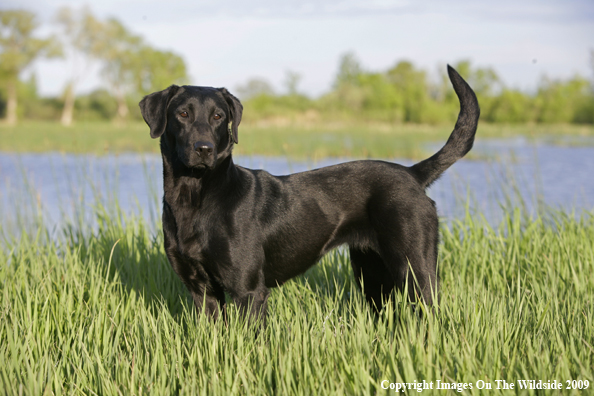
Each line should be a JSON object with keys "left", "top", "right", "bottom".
{"left": 5, "top": 0, "right": 593, "bottom": 24}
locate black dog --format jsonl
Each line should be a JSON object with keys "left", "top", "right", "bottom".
{"left": 139, "top": 66, "right": 479, "bottom": 323}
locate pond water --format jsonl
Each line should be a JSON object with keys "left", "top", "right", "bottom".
{"left": 1, "top": 137, "right": 593, "bottom": 235}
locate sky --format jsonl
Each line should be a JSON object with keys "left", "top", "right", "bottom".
{"left": 3, "top": 0, "right": 594, "bottom": 98}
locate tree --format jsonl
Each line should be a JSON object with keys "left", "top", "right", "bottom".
{"left": 54, "top": 6, "right": 104, "bottom": 126}
{"left": 356, "top": 73, "right": 399, "bottom": 110}
{"left": 284, "top": 70, "right": 301, "bottom": 96}
{"left": 334, "top": 52, "right": 362, "bottom": 88}
{"left": 235, "top": 78, "right": 274, "bottom": 100}
{"left": 55, "top": 9, "right": 188, "bottom": 123}
{"left": 486, "top": 89, "right": 532, "bottom": 123}
{"left": 386, "top": 61, "right": 429, "bottom": 122}
{"left": 535, "top": 75, "right": 591, "bottom": 123}
{"left": 92, "top": 18, "right": 142, "bottom": 120}
{"left": 131, "top": 45, "right": 188, "bottom": 97}
{"left": 327, "top": 52, "right": 367, "bottom": 112}
{"left": 87, "top": 17, "right": 188, "bottom": 121}
{"left": 0, "top": 10, "right": 61, "bottom": 125}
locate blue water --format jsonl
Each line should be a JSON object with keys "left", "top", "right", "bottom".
{"left": 1, "top": 137, "right": 593, "bottom": 234}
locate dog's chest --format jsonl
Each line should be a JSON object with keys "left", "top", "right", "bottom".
{"left": 169, "top": 206, "right": 204, "bottom": 242}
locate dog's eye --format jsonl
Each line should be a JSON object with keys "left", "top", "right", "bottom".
{"left": 213, "top": 114, "right": 221, "bottom": 120}
{"left": 179, "top": 111, "right": 188, "bottom": 118}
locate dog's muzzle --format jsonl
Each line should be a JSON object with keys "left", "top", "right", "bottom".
{"left": 180, "top": 140, "right": 216, "bottom": 169}
{"left": 194, "top": 141, "right": 214, "bottom": 158}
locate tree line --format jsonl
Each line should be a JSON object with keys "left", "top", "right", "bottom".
{"left": 1, "top": 8, "right": 593, "bottom": 125}
{"left": 0, "top": 8, "right": 188, "bottom": 125}
{"left": 238, "top": 53, "right": 594, "bottom": 125}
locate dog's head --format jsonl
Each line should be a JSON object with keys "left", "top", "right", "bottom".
{"left": 139, "top": 85, "right": 243, "bottom": 170}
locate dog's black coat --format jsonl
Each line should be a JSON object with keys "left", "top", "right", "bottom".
{"left": 139, "top": 66, "right": 479, "bottom": 322}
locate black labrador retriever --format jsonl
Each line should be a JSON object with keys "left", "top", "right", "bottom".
{"left": 139, "top": 65, "right": 479, "bottom": 323}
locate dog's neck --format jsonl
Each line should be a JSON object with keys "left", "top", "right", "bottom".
{"left": 162, "top": 152, "right": 239, "bottom": 208}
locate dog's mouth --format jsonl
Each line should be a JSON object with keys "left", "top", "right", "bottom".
{"left": 187, "top": 158, "right": 214, "bottom": 172}
{"left": 192, "top": 163, "right": 210, "bottom": 172}
{"left": 182, "top": 161, "right": 211, "bottom": 179}
{"left": 178, "top": 147, "right": 217, "bottom": 171}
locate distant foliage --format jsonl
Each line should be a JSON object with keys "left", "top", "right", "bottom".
{"left": 0, "top": 9, "right": 62, "bottom": 124}
{"left": 0, "top": 8, "right": 592, "bottom": 125}
{"left": 235, "top": 78, "right": 275, "bottom": 100}
{"left": 241, "top": 53, "right": 594, "bottom": 126}
{"left": 0, "top": 7, "right": 188, "bottom": 124}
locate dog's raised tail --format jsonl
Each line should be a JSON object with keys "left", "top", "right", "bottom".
{"left": 410, "top": 65, "right": 480, "bottom": 189}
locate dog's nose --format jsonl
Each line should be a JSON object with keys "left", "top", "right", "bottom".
{"left": 194, "top": 141, "right": 214, "bottom": 157}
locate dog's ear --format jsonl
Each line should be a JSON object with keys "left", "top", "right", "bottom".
{"left": 139, "top": 85, "right": 180, "bottom": 139}
{"left": 219, "top": 88, "right": 243, "bottom": 144}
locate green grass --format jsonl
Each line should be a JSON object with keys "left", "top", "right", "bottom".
{"left": 1, "top": 198, "right": 593, "bottom": 394}
{"left": 1, "top": 120, "right": 593, "bottom": 159}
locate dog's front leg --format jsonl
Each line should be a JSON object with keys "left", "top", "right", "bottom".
{"left": 235, "top": 290, "right": 270, "bottom": 328}
{"left": 188, "top": 280, "right": 226, "bottom": 321}
{"left": 165, "top": 247, "right": 226, "bottom": 319}
{"left": 163, "top": 222, "right": 226, "bottom": 320}
{"left": 232, "top": 273, "right": 270, "bottom": 327}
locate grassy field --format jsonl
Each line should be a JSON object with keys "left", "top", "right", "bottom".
{"left": 1, "top": 120, "right": 593, "bottom": 159}
{"left": 1, "top": 199, "right": 593, "bottom": 394}
{"left": 1, "top": 120, "right": 593, "bottom": 394}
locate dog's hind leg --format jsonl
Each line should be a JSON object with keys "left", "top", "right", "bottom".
{"left": 349, "top": 247, "right": 395, "bottom": 312}
{"left": 378, "top": 242, "right": 438, "bottom": 308}
{"left": 371, "top": 199, "right": 440, "bottom": 308}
